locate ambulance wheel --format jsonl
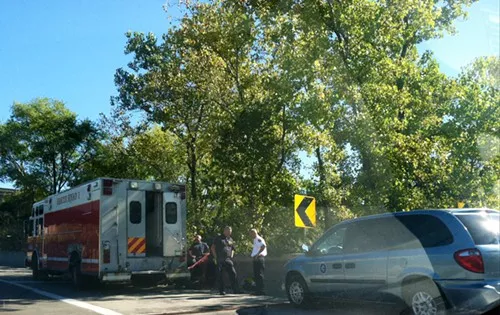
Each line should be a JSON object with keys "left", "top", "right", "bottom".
{"left": 32, "top": 255, "right": 40, "bottom": 280}
{"left": 71, "top": 262, "right": 84, "bottom": 289}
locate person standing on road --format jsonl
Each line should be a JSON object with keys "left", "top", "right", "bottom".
{"left": 249, "top": 229, "right": 267, "bottom": 295}
{"left": 188, "top": 235, "right": 210, "bottom": 285}
{"left": 211, "top": 226, "right": 240, "bottom": 295}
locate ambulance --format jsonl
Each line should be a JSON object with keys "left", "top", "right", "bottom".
{"left": 25, "top": 178, "right": 189, "bottom": 287}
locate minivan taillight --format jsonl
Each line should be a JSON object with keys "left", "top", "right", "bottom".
{"left": 454, "top": 249, "right": 484, "bottom": 273}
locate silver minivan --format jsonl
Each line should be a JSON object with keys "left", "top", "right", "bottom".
{"left": 283, "top": 209, "right": 500, "bottom": 315}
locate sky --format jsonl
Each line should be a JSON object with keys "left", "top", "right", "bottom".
{"left": 0, "top": 0, "right": 499, "bottom": 189}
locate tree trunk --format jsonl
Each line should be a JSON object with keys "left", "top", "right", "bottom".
{"left": 52, "top": 157, "right": 57, "bottom": 194}
{"left": 186, "top": 138, "right": 198, "bottom": 210}
{"left": 315, "top": 148, "right": 326, "bottom": 223}
{"left": 189, "top": 149, "right": 197, "bottom": 201}
{"left": 315, "top": 147, "right": 332, "bottom": 229}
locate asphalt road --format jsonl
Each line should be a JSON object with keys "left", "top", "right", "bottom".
{"left": 1, "top": 266, "right": 497, "bottom": 315}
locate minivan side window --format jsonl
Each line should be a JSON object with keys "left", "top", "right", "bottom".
{"left": 312, "top": 226, "right": 346, "bottom": 255}
{"left": 343, "top": 219, "right": 392, "bottom": 254}
{"left": 396, "top": 215, "right": 453, "bottom": 248}
{"left": 455, "top": 213, "right": 499, "bottom": 245}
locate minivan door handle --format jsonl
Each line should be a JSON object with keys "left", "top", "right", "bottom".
{"left": 345, "top": 262, "right": 356, "bottom": 269}
{"left": 332, "top": 263, "right": 342, "bottom": 269}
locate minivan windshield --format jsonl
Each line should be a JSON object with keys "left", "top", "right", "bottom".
{"left": 455, "top": 212, "right": 500, "bottom": 245}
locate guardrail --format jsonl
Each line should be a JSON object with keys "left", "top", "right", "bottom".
{"left": 0, "top": 251, "right": 25, "bottom": 267}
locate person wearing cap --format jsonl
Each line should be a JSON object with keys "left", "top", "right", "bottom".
{"left": 188, "top": 235, "right": 209, "bottom": 285}
{"left": 250, "top": 228, "right": 267, "bottom": 295}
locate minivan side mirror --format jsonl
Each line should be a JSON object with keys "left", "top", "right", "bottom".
{"left": 301, "top": 244, "right": 309, "bottom": 253}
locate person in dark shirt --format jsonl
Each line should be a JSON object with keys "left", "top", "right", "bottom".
{"left": 188, "top": 235, "right": 209, "bottom": 285}
{"left": 211, "top": 226, "right": 239, "bottom": 295}
{"left": 189, "top": 235, "right": 209, "bottom": 261}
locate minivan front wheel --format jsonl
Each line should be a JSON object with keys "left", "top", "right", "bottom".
{"left": 404, "top": 280, "right": 445, "bottom": 315}
{"left": 286, "top": 275, "right": 311, "bottom": 308}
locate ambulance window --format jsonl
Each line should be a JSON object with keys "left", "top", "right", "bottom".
{"left": 130, "top": 201, "right": 142, "bottom": 224}
{"left": 27, "top": 219, "right": 34, "bottom": 237}
{"left": 39, "top": 218, "right": 43, "bottom": 235}
{"left": 35, "top": 218, "right": 43, "bottom": 235}
{"left": 165, "top": 202, "right": 177, "bottom": 224}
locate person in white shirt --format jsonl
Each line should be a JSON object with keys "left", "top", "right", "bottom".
{"left": 250, "top": 228, "right": 267, "bottom": 295}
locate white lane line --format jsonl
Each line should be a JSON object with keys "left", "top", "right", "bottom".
{"left": 9, "top": 281, "right": 68, "bottom": 284}
{"left": 0, "top": 269, "right": 30, "bottom": 273}
{"left": 0, "top": 279, "right": 123, "bottom": 315}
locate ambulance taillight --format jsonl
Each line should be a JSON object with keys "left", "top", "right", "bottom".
{"left": 103, "top": 179, "right": 113, "bottom": 195}
{"left": 103, "top": 241, "right": 111, "bottom": 264}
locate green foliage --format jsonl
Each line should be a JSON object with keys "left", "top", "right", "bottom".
{"left": 76, "top": 122, "right": 186, "bottom": 184}
{"left": 0, "top": 98, "right": 101, "bottom": 195}
{"left": 0, "top": 192, "right": 33, "bottom": 250}
{"left": 442, "top": 57, "right": 500, "bottom": 208}
{"left": 111, "top": 0, "right": 498, "bottom": 253}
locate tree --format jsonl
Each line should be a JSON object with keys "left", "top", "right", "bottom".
{"left": 115, "top": 0, "right": 497, "bottom": 251}
{"left": 0, "top": 98, "right": 101, "bottom": 195}
{"left": 237, "top": 0, "right": 479, "bottom": 212}
{"left": 76, "top": 122, "right": 187, "bottom": 184}
{"left": 441, "top": 56, "right": 500, "bottom": 208}
{"left": 0, "top": 192, "right": 32, "bottom": 250}
{"left": 112, "top": 29, "right": 230, "bottom": 221}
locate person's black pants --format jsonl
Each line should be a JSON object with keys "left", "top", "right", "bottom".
{"left": 217, "top": 258, "right": 238, "bottom": 293}
{"left": 253, "top": 256, "right": 265, "bottom": 293}
{"left": 190, "top": 259, "right": 207, "bottom": 284}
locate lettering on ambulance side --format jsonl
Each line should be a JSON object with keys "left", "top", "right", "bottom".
{"left": 56, "top": 192, "right": 81, "bottom": 206}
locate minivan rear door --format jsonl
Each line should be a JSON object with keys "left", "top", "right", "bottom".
{"left": 455, "top": 211, "right": 500, "bottom": 281}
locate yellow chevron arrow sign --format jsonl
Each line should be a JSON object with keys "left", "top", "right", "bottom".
{"left": 294, "top": 194, "right": 316, "bottom": 228}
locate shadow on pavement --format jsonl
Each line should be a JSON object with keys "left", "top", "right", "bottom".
{"left": 235, "top": 300, "right": 411, "bottom": 315}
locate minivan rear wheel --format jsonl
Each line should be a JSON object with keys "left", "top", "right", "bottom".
{"left": 403, "top": 279, "right": 446, "bottom": 315}
{"left": 286, "top": 275, "right": 312, "bottom": 308}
